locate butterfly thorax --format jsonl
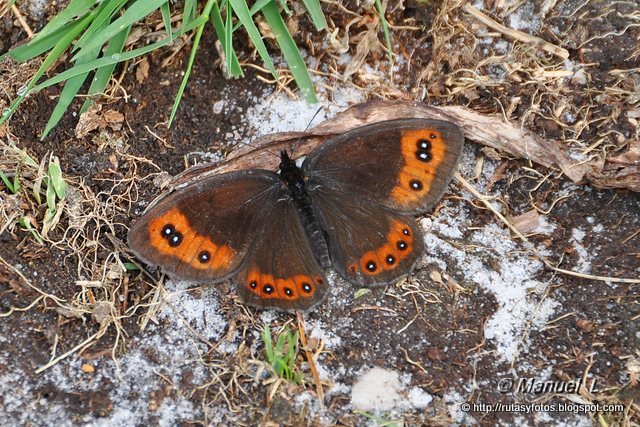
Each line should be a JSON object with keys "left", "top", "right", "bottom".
{"left": 278, "top": 151, "right": 307, "bottom": 198}
{"left": 279, "top": 151, "right": 331, "bottom": 268}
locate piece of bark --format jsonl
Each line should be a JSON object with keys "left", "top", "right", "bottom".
{"left": 165, "top": 100, "right": 639, "bottom": 195}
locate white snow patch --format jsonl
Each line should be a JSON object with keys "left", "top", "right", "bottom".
{"left": 535, "top": 215, "right": 557, "bottom": 234}
{"left": 572, "top": 228, "right": 586, "bottom": 242}
{"left": 326, "top": 381, "right": 350, "bottom": 400}
{"left": 350, "top": 367, "right": 402, "bottom": 412}
{"left": 423, "top": 146, "right": 560, "bottom": 362}
{"left": 160, "top": 281, "right": 226, "bottom": 341}
{"left": 571, "top": 228, "right": 592, "bottom": 273}
{"left": 534, "top": 411, "right": 592, "bottom": 427}
{"left": 27, "top": 0, "right": 48, "bottom": 21}
{"left": 443, "top": 391, "right": 478, "bottom": 426}
{"left": 508, "top": 3, "right": 541, "bottom": 33}
{"left": 408, "top": 387, "right": 433, "bottom": 409}
{"left": 308, "top": 320, "right": 343, "bottom": 349}
{"left": 245, "top": 88, "right": 365, "bottom": 138}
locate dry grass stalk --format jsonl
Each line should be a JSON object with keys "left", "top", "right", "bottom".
{"left": 297, "top": 312, "right": 324, "bottom": 404}
{"left": 455, "top": 172, "right": 640, "bottom": 284}
{"left": 11, "top": 5, "right": 33, "bottom": 38}
{"left": 463, "top": 4, "right": 569, "bottom": 59}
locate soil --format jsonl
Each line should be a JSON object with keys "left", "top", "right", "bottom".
{"left": 1, "top": 1, "right": 639, "bottom": 426}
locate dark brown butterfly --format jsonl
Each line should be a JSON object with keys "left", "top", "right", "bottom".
{"left": 128, "top": 118, "right": 464, "bottom": 312}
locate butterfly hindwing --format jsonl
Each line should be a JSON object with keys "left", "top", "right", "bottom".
{"left": 234, "top": 199, "right": 329, "bottom": 311}
{"left": 304, "top": 118, "right": 463, "bottom": 214}
{"left": 309, "top": 187, "right": 424, "bottom": 287}
{"left": 128, "top": 170, "right": 281, "bottom": 282}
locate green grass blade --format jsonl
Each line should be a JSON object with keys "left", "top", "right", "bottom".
{"left": 230, "top": 0, "right": 269, "bottom": 32}
{"left": 249, "top": 0, "right": 272, "bottom": 15}
{"left": 160, "top": 1, "right": 173, "bottom": 40}
{"left": 210, "top": 1, "right": 243, "bottom": 77}
{"left": 48, "top": 157, "right": 68, "bottom": 199}
{"left": 75, "top": 0, "right": 128, "bottom": 48}
{"left": 36, "top": 0, "right": 97, "bottom": 39}
{"left": 262, "top": 325, "right": 274, "bottom": 363}
{"left": 168, "top": 0, "right": 216, "bottom": 126}
{"left": 13, "top": 168, "right": 21, "bottom": 194}
{"left": 354, "top": 288, "right": 371, "bottom": 299}
{"left": 41, "top": 29, "right": 104, "bottom": 139}
{"left": 30, "top": 16, "right": 207, "bottom": 93}
{"left": 285, "top": 331, "right": 298, "bottom": 367}
{"left": 261, "top": 326, "right": 301, "bottom": 383}
{"left": 278, "top": 0, "right": 291, "bottom": 15}
{"left": 5, "top": 20, "right": 78, "bottom": 63}
{"left": 229, "top": 0, "right": 276, "bottom": 76}
{"left": 275, "top": 331, "right": 287, "bottom": 353}
{"left": 374, "top": 0, "right": 393, "bottom": 66}
{"left": 0, "top": 13, "right": 93, "bottom": 126}
{"left": 80, "top": 25, "right": 131, "bottom": 113}
{"left": 224, "top": 0, "right": 234, "bottom": 77}
{"left": 16, "top": 146, "right": 39, "bottom": 168}
{"left": 123, "top": 262, "right": 140, "bottom": 271}
{"left": 72, "top": 0, "right": 168, "bottom": 60}
{"left": 262, "top": 2, "right": 317, "bottom": 103}
{"left": 0, "top": 170, "right": 17, "bottom": 193}
{"left": 32, "top": 160, "right": 44, "bottom": 205}
{"left": 183, "top": 0, "right": 197, "bottom": 25}
{"left": 20, "top": 216, "right": 44, "bottom": 245}
{"left": 301, "top": 0, "right": 327, "bottom": 31}
{"left": 40, "top": 69, "right": 89, "bottom": 139}
{"left": 46, "top": 177, "right": 56, "bottom": 211}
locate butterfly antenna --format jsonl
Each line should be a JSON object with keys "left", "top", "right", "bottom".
{"left": 304, "top": 106, "right": 324, "bottom": 132}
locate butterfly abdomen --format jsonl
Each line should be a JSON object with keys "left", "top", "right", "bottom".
{"left": 295, "top": 195, "right": 331, "bottom": 268}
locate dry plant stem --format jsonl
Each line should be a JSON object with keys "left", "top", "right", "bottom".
{"left": 463, "top": 4, "right": 569, "bottom": 60}
{"left": 0, "top": 255, "right": 66, "bottom": 305}
{"left": 297, "top": 312, "right": 324, "bottom": 404}
{"left": 455, "top": 173, "right": 640, "bottom": 284}
{"left": 11, "top": 4, "right": 33, "bottom": 38}
{"left": 139, "top": 280, "right": 165, "bottom": 331}
{"left": 36, "top": 330, "right": 101, "bottom": 373}
{"left": 0, "top": 295, "right": 45, "bottom": 317}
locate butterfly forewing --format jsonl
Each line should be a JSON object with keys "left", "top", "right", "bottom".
{"left": 303, "top": 118, "right": 464, "bottom": 214}
{"left": 128, "top": 170, "right": 281, "bottom": 282}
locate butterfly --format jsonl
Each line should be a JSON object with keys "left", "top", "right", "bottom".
{"left": 128, "top": 118, "right": 464, "bottom": 312}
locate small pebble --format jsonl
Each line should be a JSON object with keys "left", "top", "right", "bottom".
{"left": 213, "top": 100, "right": 224, "bottom": 114}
